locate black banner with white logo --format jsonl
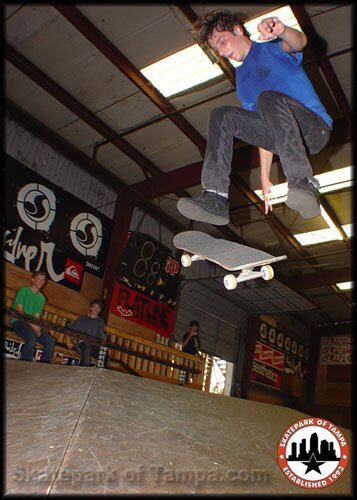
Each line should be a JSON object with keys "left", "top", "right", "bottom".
{"left": 4, "top": 154, "right": 113, "bottom": 289}
{"left": 117, "top": 232, "right": 181, "bottom": 308}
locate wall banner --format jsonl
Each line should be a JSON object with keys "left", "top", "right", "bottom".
{"left": 253, "top": 341, "right": 285, "bottom": 371}
{"left": 110, "top": 282, "right": 175, "bottom": 338}
{"left": 4, "top": 154, "right": 113, "bottom": 289}
{"left": 258, "top": 319, "right": 309, "bottom": 379}
{"left": 117, "top": 231, "right": 181, "bottom": 308}
{"left": 319, "top": 336, "right": 353, "bottom": 365}
{"left": 250, "top": 360, "right": 282, "bottom": 389}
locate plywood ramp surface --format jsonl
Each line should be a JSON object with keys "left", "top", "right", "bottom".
{"left": 5, "top": 359, "right": 352, "bottom": 495}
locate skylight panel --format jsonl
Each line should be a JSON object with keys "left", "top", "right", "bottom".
{"left": 254, "top": 166, "right": 353, "bottom": 206}
{"left": 141, "top": 44, "right": 223, "bottom": 97}
{"left": 294, "top": 223, "right": 351, "bottom": 246}
{"left": 253, "top": 166, "right": 352, "bottom": 246}
{"left": 335, "top": 281, "right": 353, "bottom": 291}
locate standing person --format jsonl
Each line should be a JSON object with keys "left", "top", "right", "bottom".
{"left": 10, "top": 270, "right": 55, "bottom": 363}
{"left": 66, "top": 299, "right": 109, "bottom": 368}
{"left": 177, "top": 10, "right": 332, "bottom": 224}
{"left": 182, "top": 320, "right": 201, "bottom": 355}
{"left": 179, "top": 320, "right": 201, "bottom": 385}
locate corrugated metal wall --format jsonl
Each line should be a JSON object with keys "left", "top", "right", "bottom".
{"left": 5, "top": 115, "right": 117, "bottom": 219}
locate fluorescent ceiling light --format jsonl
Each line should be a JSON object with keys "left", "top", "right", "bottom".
{"left": 335, "top": 281, "right": 353, "bottom": 291}
{"left": 141, "top": 44, "right": 223, "bottom": 97}
{"left": 254, "top": 166, "right": 353, "bottom": 206}
{"left": 254, "top": 166, "right": 352, "bottom": 246}
{"left": 294, "top": 223, "right": 352, "bottom": 246}
{"left": 318, "top": 166, "right": 354, "bottom": 194}
{"left": 244, "top": 5, "right": 302, "bottom": 42}
{"left": 341, "top": 224, "right": 353, "bottom": 237}
{"left": 292, "top": 205, "right": 349, "bottom": 246}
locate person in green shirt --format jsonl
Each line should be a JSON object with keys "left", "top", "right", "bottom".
{"left": 11, "top": 270, "right": 55, "bottom": 363}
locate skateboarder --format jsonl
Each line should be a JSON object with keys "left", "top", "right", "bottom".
{"left": 177, "top": 10, "right": 332, "bottom": 224}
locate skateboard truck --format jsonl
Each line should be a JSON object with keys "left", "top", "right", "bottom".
{"left": 224, "top": 265, "right": 274, "bottom": 290}
{"left": 181, "top": 252, "right": 275, "bottom": 290}
{"left": 181, "top": 253, "right": 204, "bottom": 267}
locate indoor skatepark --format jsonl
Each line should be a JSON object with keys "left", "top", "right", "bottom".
{"left": 5, "top": 359, "right": 352, "bottom": 496}
{"left": 4, "top": 3, "right": 353, "bottom": 496}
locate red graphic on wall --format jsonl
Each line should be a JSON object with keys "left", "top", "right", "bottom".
{"left": 250, "top": 360, "right": 282, "bottom": 389}
{"left": 254, "top": 341, "right": 285, "bottom": 371}
{"left": 64, "top": 258, "right": 84, "bottom": 284}
{"left": 110, "top": 282, "right": 174, "bottom": 338}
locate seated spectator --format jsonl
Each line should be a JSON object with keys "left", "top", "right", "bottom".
{"left": 10, "top": 270, "right": 55, "bottom": 363}
{"left": 66, "top": 299, "right": 109, "bottom": 368}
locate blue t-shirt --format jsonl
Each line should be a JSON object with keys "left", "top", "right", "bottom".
{"left": 236, "top": 40, "right": 332, "bottom": 128}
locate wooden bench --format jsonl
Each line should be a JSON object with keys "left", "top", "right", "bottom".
{"left": 3, "top": 288, "right": 204, "bottom": 388}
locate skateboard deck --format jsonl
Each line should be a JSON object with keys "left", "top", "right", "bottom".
{"left": 173, "top": 231, "right": 287, "bottom": 289}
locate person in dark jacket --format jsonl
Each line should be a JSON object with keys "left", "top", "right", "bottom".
{"left": 179, "top": 320, "right": 201, "bottom": 385}
{"left": 67, "top": 299, "right": 109, "bottom": 367}
{"left": 182, "top": 320, "right": 201, "bottom": 355}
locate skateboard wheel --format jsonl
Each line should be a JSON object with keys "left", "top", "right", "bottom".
{"left": 224, "top": 274, "right": 237, "bottom": 290}
{"left": 181, "top": 254, "right": 192, "bottom": 267}
{"left": 261, "top": 265, "right": 274, "bottom": 280}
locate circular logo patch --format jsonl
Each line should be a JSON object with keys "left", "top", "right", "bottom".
{"left": 70, "top": 213, "right": 103, "bottom": 257}
{"left": 278, "top": 417, "right": 349, "bottom": 489}
{"left": 17, "top": 183, "right": 56, "bottom": 231}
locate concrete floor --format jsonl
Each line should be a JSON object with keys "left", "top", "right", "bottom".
{"left": 5, "top": 358, "right": 353, "bottom": 495}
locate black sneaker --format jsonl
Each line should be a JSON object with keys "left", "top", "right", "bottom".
{"left": 177, "top": 191, "right": 230, "bottom": 225}
{"left": 286, "top": 176, "right": 321, "bottom": 219}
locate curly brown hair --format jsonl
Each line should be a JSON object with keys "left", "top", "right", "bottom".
{"left": 90, "top": 298, "right": 105, "bottom": 311}
{"left": 192, "top": 10, "right": 248, "bottom": 44}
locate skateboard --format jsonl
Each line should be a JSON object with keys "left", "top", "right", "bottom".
{"left": 173, "top": 231, "right": 287, "bottom": 290}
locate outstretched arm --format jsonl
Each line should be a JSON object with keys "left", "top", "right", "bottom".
{"left": 259, "top": 148, "right": 274, "bottom": 214}
{"left": 257, "top": 17, "right": 307, "bottom": 53}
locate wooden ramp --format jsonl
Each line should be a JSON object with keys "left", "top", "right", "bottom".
{"left": 5, "top": 359, "right": 352, "bottom": 495}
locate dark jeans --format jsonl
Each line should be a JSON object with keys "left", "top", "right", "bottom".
{"left": 12, "top": 319, "right": 55, "bottom": 363}
{"left": 78, "top": 342, "right": 109, "bottom": 368}
{"left": 202, "top": 90, "right": 332, "bottom": 193}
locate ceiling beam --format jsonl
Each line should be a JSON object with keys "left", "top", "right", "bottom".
{"left": 53, "top": 4, "right": 207, "bottom": 157}
{"left": 4, "top": 43, "right": 164, "bottom": 179}
{"left": 291, "top": 4, "right": 353, "bottom": 134}
{"left": 279, "top": 267, "right": 352, "bottom": 290}
{"left": 311, "top": 321, "right": 353, "bottom": 336}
